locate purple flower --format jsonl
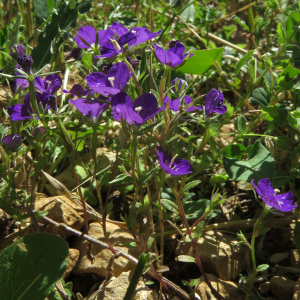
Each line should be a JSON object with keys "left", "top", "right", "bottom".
{"left": 7, "top": 91, "right": 54, "bottom": 121}
{"left": 96, "top": 24, "right": 161, "bottom": 59}
{"left": 74, "top": 26, "right": 114, "bottom": 49}
{"left": 156, "top": 146, "right": 192, "bottom": 176}
{"left": 251, "top": 178, "right": 297, "bottom": 212}
{"left": 9, "top": 45, "right": 29, "bottom": 95}
{"left": 63, "top": 84, "right": 93, "bottom": 98}
{"left": 35, "top": 74, "right": 62, "bottom": 95}
{"left": 205, "top": 88, "right": 227, "bottom": 117}
{"left": 86, "top": 62, "right": 131, "bottom": 97}
{"left": 170, "top": 78, "right": 188, "bottom": 96}
{"left": 2, "top": 133, "right": 22, "bottom": 152}
{"left": 111, "top": 92, "right": 165, "bottom": 126}
{"left": 10, "top": 45, "right": 26, "bottom": 59}
{"left": 153, "top": 41, "right": 193, "bottom": 68}
{"left": 69, "top": 98, "right": 109, "bottom": 123}
{"left": 164, "top": 95, "right": 203, "bottom": 112}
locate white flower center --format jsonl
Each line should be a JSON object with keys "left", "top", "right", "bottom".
{"left": 108, "top": 76, "right": 115, "bottom": 87}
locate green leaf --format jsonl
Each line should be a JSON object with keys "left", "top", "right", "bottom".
{"left": 295, "top": 221, "right": 300, "bottom": 256}
{"left": 224, "top": 143, "right": 246, "bottom": 160}
{"left": 223, "top": 140, "right": 275, "bottom": 182}
{"left": 209, "top": 173, "right": 229, "bottom": 185}
{"left": 34, "top": 0, "right": 52, "bottom": 26}
{"left": 183, "top": 199, "right": 221, "bottom": 219}
{"left": 75, "top": 165, "right": 89, "bottom": 181}
{"left": 257, "top": 264, "right": 269, "bottom": 272}
{"left": 223, "top": 25, "right": 236, "bottom": 40}
{"left": 278, "top": 63, "right": 300, "bottom": 90}
{"left": 35, "top": 155, "right": 49, "bottom": 173}
{"left": 80, "top": 187, "right": 98, "bottom": 205}
{"left": 109, "top": 173, "right": 133, "bottom": 184}
{"left": 235, "top": 115, "right": 247, "bottom": 133}
{"left": 0, "top": 233, "right": 68, "bottom": 300}
{"left": 179, "top": 48, "right": 224, "bottom": 75}
{"left": 194, "top": 221, "right": 204, "bottom": 242}
{"left": 161, "top": 199, "right": 179, "bottom": 213}
{"left": 235, "top": 50, "right": 254, "bottom": 76}
{"left": 257, "top": 227, "right": 271, "bottom": 236}
{"left": 180, "top": 1, "right": 195, "bottom": 23}
{"left": 176, "top": 255, "right": 196, "bottom": 263}
{"left": 250, "top": 87, "right": 270, "bottom": 106}
{"left": 141, "top": 167, "right": 158, "bottom": 185}
{"left": 248, "top": 7, "right": 255, "bottom": 33}
{"left": 182, "top": 180, "right": 201, "bottom": 193}
{"left": 231, "top": 15, "right": 249, "bottom": 31}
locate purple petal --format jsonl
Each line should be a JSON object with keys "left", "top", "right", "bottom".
{"left": 185, "top": 95, "right": 203, "bottom": 112}
{"left": 98, "top": 28, "right": 115, "bottom": 46}
{"left": 35, "top": 77, "right": 45, "bottom": 93}
{"left": 42, "top": 93, "right": 57, "bottom": 111}
{"left": 2, "top": 133, "right": 22, "bottom": 151}
{"left": 10, "top": 45, "right": 26, "bottom": 59}
{"left": 24, "top": 92, "right": 43, "bottom": 110}
{"left": 110, "top": 22, "right": 129, "bottom": 37}
{"left": 70, "top": 98, "right": 109, "bottom": 122}
{"left": 86, "top": 72, "right": 118, "bottom": 96}
{"left": 250, "top": 179, "right": 264, "bottom": 198}
{"left": 153, "top": 44, "right": 183, "bottom": 67}
{"left": 258, "top": 178, "right": 275, "bottom": 199}
{"left": 157, "top": 146, "right": 192, "bottom": 176}
{"left": 74, "top": 26, "right": 96, "bottom": 49}
{"left": 171, "top": 78, "right": 188, "bottom": 95}
{"left": 8, "top": 104, "right": 33, "bottom": 121}
{"left": 44, "top": 74, "right": 62, "bottom": 94}
{"left": 95, "top": 41, "right": 121, "bottom": 59}
{"left": 63, "top": 84, "right": 93, "bottom": 97}
{"left": 130, "top": 27, "right": 161, "bottom": 46}
{"left": 111, "top": 92, "right": 143, "bottom": 126}
{"left": 205, "top": 88, "right": 226, "bottom": 117}
{"left": 164, "top": 95, "right": 180, "bottom": 111}
{"left": 106, "top": 62, "right": 131, "bottom": 92}
{"left": 118, "top": 31, "right": 137, "bottom": 47}
{"left": 15, "top": 66, "right": 29, "bottom": 91}
{"left": 133, "top": 93, "right": 165, "bottom": 122}
{"left": 169, "top": 41, "right": 185, "bottom": 57}
{"left": 274, "top": 192, "right": 298, "bottom": 212}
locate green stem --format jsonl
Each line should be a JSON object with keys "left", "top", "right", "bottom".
{"left": 247, "top": 206, "right": 269, "bottom": 298}
{"left": 123, "top": 56, "right": 142, "bottom": 95}
{"left": 0, "top": 0, "right": 4, "bottom": 29}
{"left": 28, "top": 75, "right": 40, "bottom": 119}
{"left": 195, "top": 122, "right": 210, "bottom": 156}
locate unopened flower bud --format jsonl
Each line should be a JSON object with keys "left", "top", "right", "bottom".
{"left": 32, "top": 127, "right": 48, "bottom": 141}
{"left": 2, "top": 133, "right": 22, "bottom": 153}
{"left": 17, "top": 55, "right": 33, "bottom": 75}
{"left": 65, "top": 47, "right": 82, "bottom": 61}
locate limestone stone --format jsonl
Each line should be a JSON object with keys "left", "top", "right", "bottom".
{"left": 293, "top": 278, "right": 300, "bottom": 300}
{"left": 35, "top": 195, "right": 85, "bottom": 238}
{"left": 195, "top": 273, "right": 244, "bottom": 300}
{"left": 46, "top": 147, "right": 115, "bottom": 195}
{"left": 259, "top": 281, "right": 270, "bottom": 294}
{"left": 73, "top": 222, "right": 140, "bottom": 278}
{"left": 175, "top": 230, "right": 250, "bottom": 280}
{"left": 88, "top": 270, "right": 157, "bottom": 300}
{"left": 270, "top": 276, "right": 296, "bottom": 300}
{"left": 63, "top": 248, "right": 80, "bottom": 279}
{"left": 291, "top": 249, "right": 300, "bottom": 269}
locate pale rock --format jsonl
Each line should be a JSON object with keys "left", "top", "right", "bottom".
{"left": 195, "top": 273, "right": 244, "bottom": 300}
{"left": 270, "top": 253, "right": 289, "bottom": 264}
{"left": 0, "top": 224, "right": 34, "bottom": 250}
{"left": 88, "top": 270, "right": 157, "bottom": 300}
{"left": 175, "top": 230, "right": 250, "bottom": 280}
{"left": 270, "top": 276, "right": 296, "bottom": 300}
{"left": 63, "top": 248, "right": 80, "bottom": 279}
{"left": 293, "top": 278, "right": 300, "bottom": 300}
{"left": 73, "top": 223, "right": 140, "bottom": 278}
{"left": 259, "top": 281, "right": 270, "bottom": 294}
{"left": 46, "top": 147, "right": 115, "bottom": 195}
{"left": 291, "top": 249, "right": 300, "bottom": 269}
{"left": 35, "top": 195, "right": 85, "bottom": 238}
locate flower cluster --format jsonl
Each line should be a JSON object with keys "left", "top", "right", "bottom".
{"left": 6, "top": 21, "right": 228, "bottom": 179}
